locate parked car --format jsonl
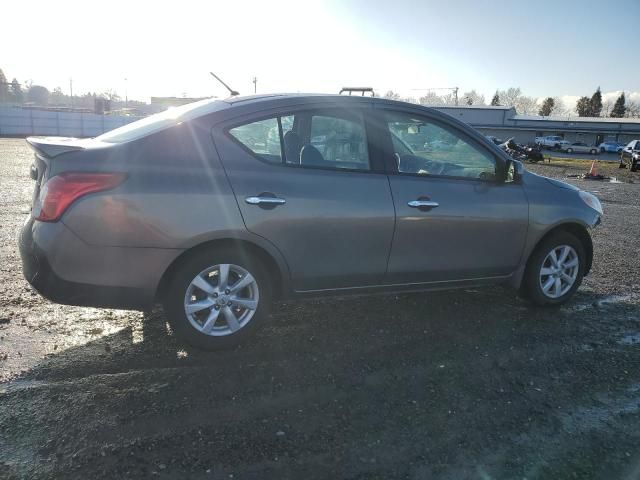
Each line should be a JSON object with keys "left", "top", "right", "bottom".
{"left": 561, "top": 142, "right": 598, "bottom": 155}
{"left": 20, "top": 94, "right": 603, "bottom": 350}
{"left": 621, "top": 140, "right": 640, "bottom": 171}
{"left": 598, "top": 141, "right": 624, "bottom": 153}
{"left": 535, "top": 135, "right": 570, "bottom": 150}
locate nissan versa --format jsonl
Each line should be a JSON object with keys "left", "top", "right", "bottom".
{"left": 19, "top": 94, "right": 603, "bottom": 349}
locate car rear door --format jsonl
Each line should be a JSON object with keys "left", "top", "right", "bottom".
{"left": 211, "top": 103, "right": 395, "bottom": 291}
{"left": 378, "top": 106, "right": 529, "bottom": 285}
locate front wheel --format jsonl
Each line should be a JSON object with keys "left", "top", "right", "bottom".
{"left": 164, "top": 248, "right": 272, "bottom": 350}
{"left": 522, "top": 232, "right": 585, "bottom": 306}
{"left": 590, "top": 149, "right": 597, "bottom": 155}
{"left": 566, "top": 148, "right": 573, "bottom": 153}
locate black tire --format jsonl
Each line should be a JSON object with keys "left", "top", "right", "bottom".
{"left": 522, "top": 231, "right": 586, "bottom": 306}
{"left": 164, "top": 247, "right": 272, "bottom": 350}
{"left": 631, "top": 161, "right": 638, "bottom": 172}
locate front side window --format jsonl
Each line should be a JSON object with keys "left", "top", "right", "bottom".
{"left": 227, "top": 110, "right": 370, "bottom": 171}
{"left": 386, "top": 111, "right": 497, "bottom": 180}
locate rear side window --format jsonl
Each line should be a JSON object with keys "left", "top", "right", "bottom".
{"left": 227, "top": 110, "right": 370, "bottom": 171}
{"left": 229, "top": 118, "right": 282, "bottom": 164}
{"left": 308, "top": 115, "right": 369, "bottom": 170}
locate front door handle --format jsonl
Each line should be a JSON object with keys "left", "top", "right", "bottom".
{"left": 245, "top": 196, "right": 286, "bottom": 206}
{"left": 408, "top": 199, "right": 439, "bottom": 209}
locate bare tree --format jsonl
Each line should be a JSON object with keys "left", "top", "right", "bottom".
{"left": 383, "top": 90, "right": 401, "bottom": 100}
{"left": 550, "top": 97, "right": 569, "bottom": 116}
{"left": 461, "top": 90, "right": 485, "bottom": 106}
{"left": 625, "top": 101, "right": 640, "bottom": 118}
{"left": 497, "top": 87, "right": 522, "bottom": 108}
{"left": 418, "top": 91, "right": 444, "bottom": 106}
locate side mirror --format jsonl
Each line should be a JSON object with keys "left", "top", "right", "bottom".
{"left": 505, "top": 159, "right": 524, "bottom": 183}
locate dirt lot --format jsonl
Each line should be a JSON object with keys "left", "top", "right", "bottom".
{"left": 1, "top": 138, "right": 639, "bottom": 479}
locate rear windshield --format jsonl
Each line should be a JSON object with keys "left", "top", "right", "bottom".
{"left": 96, "top": 98, "right": 226, "bottom": 143}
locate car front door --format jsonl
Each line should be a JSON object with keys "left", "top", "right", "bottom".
{"left": 212, "top": 105, "right": 395, "bottom": 291}
{"left": 379, "top": 108, "right": 529, "bottom": 285}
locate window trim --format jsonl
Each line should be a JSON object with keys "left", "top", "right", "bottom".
{"left": 221, "top": 108, "right": 386, "bottom": 174}
{"left": 375, "top": 107, "right": 507, "bottom": 184}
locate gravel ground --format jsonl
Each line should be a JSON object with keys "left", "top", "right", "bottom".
{"left": 1, "top": 138, "right": 639, "bottom": 479}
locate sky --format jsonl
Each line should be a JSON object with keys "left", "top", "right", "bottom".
{"left": 1, "top": 0, "right": 638, "bottom": 108}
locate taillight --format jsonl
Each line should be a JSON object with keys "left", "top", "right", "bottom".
{"left": 35, "top": 172, "right": 126, "bottom": 222}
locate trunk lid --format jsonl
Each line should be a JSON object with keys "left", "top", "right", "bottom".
{"left": 25, "top": 137, "right": 91, "bottom": 211}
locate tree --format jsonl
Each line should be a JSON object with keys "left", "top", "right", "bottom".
{"left": 576, "top": 96, "right": 592, "bottom": 117}
{"left": 50, "top": 86, "right": 66, "bottom": 105}
{"left": 490, "top": 91, "right": 500, "bottom": 106}
{"left": 590, "top": 87, "right": 602, "bottom": 117}
{"left": 625, "top": 100, "right": 640, "bottom": 118}
{"left": 610, "top": 92, "right": 626, "bottom": 118}
{"left": 383, "top": 90, "right": 401, "bottom": 101}
{"left": 550, "top": 97, "right": 569, "bottom": 116}
{"left": 418, "top": 91, "right": 443, "bottom": 106}
{"left": 538, "top": 97, "right": 555, "bottom": 116}
{"left": 10, "top": 78, "right": 23, "bottom": 103}
{"left": 462, "top": 90, "right": 485, "bottom": 106}
{"left": 497, "top": 87, "right": 522, "bottom": 108}
{"left": 27, "top": 85, "right": 50, "bottom": 105}
{"left": 0, "top": 68, "right": 8, "bottom": 103}
{"left": 515, "top": 96, "right": 538, "bottom": 114}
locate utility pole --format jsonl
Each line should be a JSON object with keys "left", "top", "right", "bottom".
{"left": 124, "top": 77, "right": 128, "bottom": 108}
{"left": 252, "top": 76, "right": 257, "bottom": 94}
{"left": 69, "top": 78, "right": 73, "bottom": 109}
{"left": 454, "top": 87, "right": 459, "bottom": 106}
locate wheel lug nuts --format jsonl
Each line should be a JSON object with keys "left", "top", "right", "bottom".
{"left": 213, "top": 292, "right": 218, "bottom": 298}
{"left": 225, "top": 289, "right": 230, "bottom": 294}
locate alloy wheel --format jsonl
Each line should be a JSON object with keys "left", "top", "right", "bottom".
{"left": 538, "top": 245, "right": 579, "bottom": 299}
{"left": 183, "top": 264, "right": 259, "bottom": 336}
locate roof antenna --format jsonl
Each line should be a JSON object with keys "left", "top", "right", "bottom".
{"left": 209, "top": 72, "right": 240, "bottom": 97}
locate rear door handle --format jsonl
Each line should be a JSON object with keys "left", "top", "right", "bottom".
{"left": 245, "top": 196, "right": 286, "bottom": 206}
{"left": 408, "top": 200, "right": 439, "bottom": 209}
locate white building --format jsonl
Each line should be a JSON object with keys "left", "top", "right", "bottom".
{"left": 433, "top": 105, "right": 640, "bottom": 146}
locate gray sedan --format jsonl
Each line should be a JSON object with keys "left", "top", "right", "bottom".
{"left": 561, "top": 142, "right": 598, "bottom": 155}
{"left": 20, "top": 94, "right": 603, "bottom": 349}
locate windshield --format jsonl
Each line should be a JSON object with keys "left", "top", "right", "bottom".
{"left": 96, "top": 98, "right": 224, "bottom": 143}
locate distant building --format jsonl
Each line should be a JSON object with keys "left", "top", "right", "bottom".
{"left": 433, "top": 105, "right": 640, "bottom": 145}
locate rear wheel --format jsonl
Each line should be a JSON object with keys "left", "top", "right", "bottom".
{"left": 523, "top": 232, "right": 585, "bottom": 306}
{"left": 164, "top": 248, "right": 272, "bottom": 350}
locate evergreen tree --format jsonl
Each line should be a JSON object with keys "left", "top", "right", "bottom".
{"left": 490, "top": 91, "right": 500, "bottom": 106}
{"left": 538, "top": 97, "right": 555, "bottom": 116}
{"left": 576, "top": 96, "right": 592, "bottom": 117}
{"left": 590, "top": 87, "right": 602, "bottom": 117}
{"left": 610, "top": 92, "right": 626, "bottom": 118}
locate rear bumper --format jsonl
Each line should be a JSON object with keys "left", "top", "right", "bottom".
{"left": 19, "top": 217, "right": 181, "bottom": 310}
